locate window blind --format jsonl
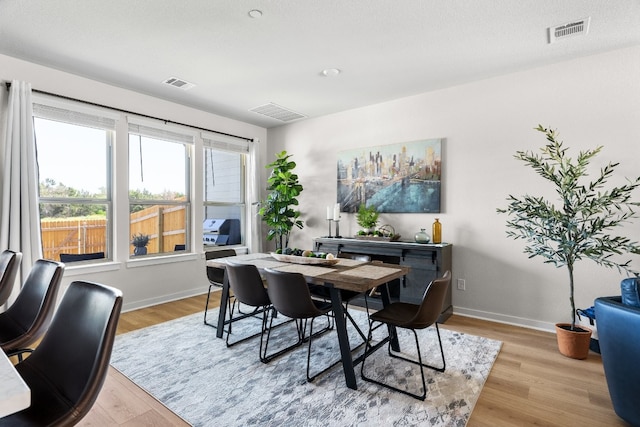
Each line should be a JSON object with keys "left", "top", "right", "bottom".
{"left": 32, "top": 103, "right": 116, "bottom": 130}
{"left": 202, "top": 131, "right": 250, "bottom": 153}
{"left": 128, "top": 122, "right": 194, "bottom": 145}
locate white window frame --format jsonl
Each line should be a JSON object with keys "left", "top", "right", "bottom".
{"left": 127, "top": 117, "right": 194, "bottom": 257}
{"left": 32, "top": 94, "right": 118, "bottom": 264}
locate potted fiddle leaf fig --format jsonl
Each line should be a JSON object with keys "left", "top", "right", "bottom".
{"left": 259, "top": 151, "right": 304, "bottom": 251}
{"left": 497, "top": 125, "right": 640, "bottom": 359}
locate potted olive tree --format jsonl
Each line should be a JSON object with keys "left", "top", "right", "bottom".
{"left": 497, "top": 125, "right": 640, "bottom": 359}
{"left": 259, "top": 151, "right": 304, "bottom": 251}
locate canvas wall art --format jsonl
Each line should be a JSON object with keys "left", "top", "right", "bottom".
{"left": 337, "top": 138, "right": 442, "bottom": 213}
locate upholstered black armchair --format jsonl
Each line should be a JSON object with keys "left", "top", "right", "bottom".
{"left": 595, "top": 281, "right": 640, "bottom": 426}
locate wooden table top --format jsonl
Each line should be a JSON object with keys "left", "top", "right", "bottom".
{"left": 207, "top": 253, "right": 409, "bottom": 293}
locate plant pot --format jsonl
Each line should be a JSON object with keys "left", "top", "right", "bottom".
{"left": 555, "top": 323, "right": 592, "bottom": 359}
{"left": 133, "top": 246, "right": 147, "bottom": 256}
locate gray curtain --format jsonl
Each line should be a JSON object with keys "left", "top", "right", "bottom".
{"left": 0, "top": 80, "right": 42, "bottom": 308}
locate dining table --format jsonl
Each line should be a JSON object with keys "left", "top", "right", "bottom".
{"left": 206, "top": 252, "right": 410, "bottom": 390}
{"left": 0, "top": 351, "right": 30, "bottom": 418}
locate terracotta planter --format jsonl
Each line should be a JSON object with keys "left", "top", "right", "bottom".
{"left": 555, "top": 323, "right": 592, "bottom": 359}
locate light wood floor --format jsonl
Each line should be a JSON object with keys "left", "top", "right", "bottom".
{"left": 77, "top": 292, "right": 625, "bottom": 427}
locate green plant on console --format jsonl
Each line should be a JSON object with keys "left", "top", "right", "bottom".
{"left": 356, "top": 204, "right": 379, "bottom": 233}
{"left": 259, "top": 151, "right": 304, "bottom": 250}
{"left": 497, "top": 125, "right": 640, "bottom": 331}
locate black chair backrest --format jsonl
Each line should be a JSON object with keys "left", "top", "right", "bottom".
{"left": 11, "top": 280, "right": 123, "bottom": 425}
{"left": 205, "top": 249, "right": 237, "bottom": 284}
{"left": 59, "top": 252, "right": 105, "bottom": 263}
{"left": 410, "top": 270, "right": 451, "bottom": 329}
{"left": 264, "top": 268, "right": 324, "bottom": 319}
{"left": 0, "top": 259, "right": 64, "bottom": 351}
{"left": 174, "top": 244, "right": 186, "bottom": 251}
{"left": 227, "top": 263, "right": 270, "bottom": 307}
{"left": 205, "top": 249, "right": 237, "bottom": 260}
{"left": 0, "top": 249, "right": 22, "bottom": 306}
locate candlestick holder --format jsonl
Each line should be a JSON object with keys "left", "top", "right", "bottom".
{"left": 323, "top": 219, "right": 334, "bottom": 238}
{"left": 334, "top": 219, "right": 342, "bottom": 238}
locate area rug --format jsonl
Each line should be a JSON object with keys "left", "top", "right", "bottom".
{"left": 111, "top": 308, "right": 502, "bottom": 427}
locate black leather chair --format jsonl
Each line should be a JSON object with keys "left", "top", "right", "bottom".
{"left": 0, "top": 280, "right": 123, "bottom": 426}
{"left": 361, "top": 270, "right": 451, "bottom": 400}
{"left": 59, "top": 252, "right": 105, "bottom": 263}
{"left": 0, "top": 259, "right": 64, "bottom": 361}
{"left": 225, "top": 263, "right": 273, "bottom": 353}
{"left": 0, "top": 249, "right": 22, "bottom": 307}
{"left": 204, "top": 249, "right": 237, "bottom": 327}
{"left": 263, "top": 268, "right": 335, "bottom": 381}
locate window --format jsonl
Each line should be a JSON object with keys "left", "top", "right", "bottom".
{"left": 128, "top": 121, "right": 192, "bottom": 256}
{"left": 203, "top": 134, "right": 248, "bottom": 247}
{"left": 33, "top": 101, "right": 115, "bottom": 263}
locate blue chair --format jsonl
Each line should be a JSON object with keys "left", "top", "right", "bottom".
{"left": 595, "top": 279, "right": 640, "bottom": 426}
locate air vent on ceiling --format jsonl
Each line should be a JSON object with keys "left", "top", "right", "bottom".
{"left": 162, "top": 77, "right": 195, "bottom": 90}
{"left": 249, "top": 103, "right": 306, "bottom": 122}
{"left": 548, "top": 17, "right": 590, "bottom": 44}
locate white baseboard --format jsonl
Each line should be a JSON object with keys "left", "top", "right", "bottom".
{"left": 453, "top": 306, "right": 557, "bottom": 334}
{"left": 121, "top": 288, "right": 210, "bottom": 313}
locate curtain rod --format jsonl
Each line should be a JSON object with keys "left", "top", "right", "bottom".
{"left": 4, "top": 81, "right": 254, "bottom": 142}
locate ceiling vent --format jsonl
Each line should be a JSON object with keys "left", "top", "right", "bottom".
{"left": 162, "top": 77, "right": 195, "bottom": 90}
{"left": 548, "top": 17, "right": 590, "bottom": 44}
{"left": 249, "top": 103, "right": 306, "bottom": 122}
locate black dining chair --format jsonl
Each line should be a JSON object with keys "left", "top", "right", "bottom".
{"left": 225, "top": 263, "right": 273, "bottom": 354}
{"left": 0, "top": 280, "right": 123, "bottom": 426}
{"left": 0, "top": 249, "right": 22, "bottom": 307}
{"left": 0, "top": 259, "right": 65, "bottom": 361}
{"left": 59, "top": 251, "right": 105, "bottom": 263}
{"left": 204, "top": 249, "right": 237, "bottom": 327}
{"left": 263, "top": 268, "right": 337, "bottom": 381}
{"left": 360, "top": 270, "right": 451, "bottom": 400}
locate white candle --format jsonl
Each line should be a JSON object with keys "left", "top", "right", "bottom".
{"left": 326, "top": 206, "right": 332, "bottom": 220}
{"left": 333, "top": 203, "right": 341, "bottom": 221}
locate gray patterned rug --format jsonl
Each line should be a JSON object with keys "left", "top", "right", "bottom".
{"left": 111, "top": 307, "right": 501, "bottom": 427}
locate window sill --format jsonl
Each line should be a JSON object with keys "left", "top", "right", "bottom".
{"left": 126, "top": 252, "right": 199, "bottom": 268}
{"left": 62, "top": 261, "right": 121, "bottom": 277}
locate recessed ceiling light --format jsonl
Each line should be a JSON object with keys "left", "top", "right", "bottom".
{"left": 248, "top": 9, "right": 262, "bottom": 18}
{"left": 321, "top": 68, "right": 341, "bottom": 77}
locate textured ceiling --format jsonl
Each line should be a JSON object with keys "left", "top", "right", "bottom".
{"left": 1, "top": 0, "right": 639, "bottom": 128}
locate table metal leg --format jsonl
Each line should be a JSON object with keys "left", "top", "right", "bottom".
{"left": 329, "top": 285, "right": 358, "bottom": 390}
{"left": 216, "top": 270, "right": 230, "bottom": 339}
{"left": 379, "top": 282, "right": 400, "bottom": 352}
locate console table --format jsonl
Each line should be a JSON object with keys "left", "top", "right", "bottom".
{"left": 314, "top": 237, "right": 452, "bottom": 322}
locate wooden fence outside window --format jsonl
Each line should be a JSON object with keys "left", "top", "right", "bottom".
{"left": 41, "top": 204, "right": 186, "bottom": 261}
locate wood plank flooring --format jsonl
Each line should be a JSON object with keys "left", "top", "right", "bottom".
{"left": 77, "top": 292, "right": 625, "bottom": 426}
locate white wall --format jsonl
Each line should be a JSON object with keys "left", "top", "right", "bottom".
{"left": 0, "top": 53, "right": 268, "bottom": 311}
{"left": 267, "top": 46, "right": 640, "bottom": 331}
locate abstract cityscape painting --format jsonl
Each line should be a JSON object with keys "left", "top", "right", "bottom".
{"left": 337, "top": 138, "right": 442, "bottom": 213}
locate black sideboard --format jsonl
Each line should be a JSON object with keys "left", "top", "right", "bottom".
{"left": 314, "top": 237, "right": 452, "bottom": 322}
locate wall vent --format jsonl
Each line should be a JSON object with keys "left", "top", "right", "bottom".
{"left": 162, "top": 77, "right": 195, "bottom": 90}
{"left": 548, "top": 17, "right": 590, "bottom": 44}
{"left": 249, "top": 103, "right": 306, "bottom": 122}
